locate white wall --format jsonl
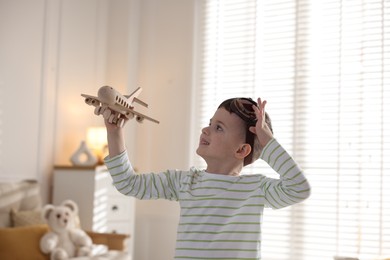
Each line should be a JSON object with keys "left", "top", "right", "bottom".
{"left": 0, "top": 0, "right": 196, "bottom": 259}
{"left": 0, "top": 0, "right": 46, "bottom": 181}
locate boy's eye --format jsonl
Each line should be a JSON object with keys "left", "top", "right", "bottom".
{"left": 208, "top": 120, "right": 223, "bottom": 131}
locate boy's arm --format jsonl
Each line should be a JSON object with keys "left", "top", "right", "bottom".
{"left": 259, "top": 138, "right": 311, "bottom": 209}
{"left": 104, "top": 152, "right": 182, "bottom": 201}
{"left": 103, "top": 117, "right": 182, "bottom": 201}
{"left": 251, "top": 98, "right": 310, "bottom": 208}
{"left": 105, "top": 119, "right": 126, "bottom": 158}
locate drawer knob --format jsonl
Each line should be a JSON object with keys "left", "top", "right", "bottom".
{"left": 112, "top": 205, "right": 119, "bottom": 211}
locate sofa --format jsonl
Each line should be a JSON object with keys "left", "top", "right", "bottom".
{"left": 0, "top": 180, "right": 131, "bottom": 260}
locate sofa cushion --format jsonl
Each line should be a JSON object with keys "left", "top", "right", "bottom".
{"left": 11, "top": 209, "right": 45, "bottom": 227}
{"left": 0, "top": 180, "right": 42, "bottom": 227}
{"left": 0, "top": 224, "right": 50, "bottom": 260}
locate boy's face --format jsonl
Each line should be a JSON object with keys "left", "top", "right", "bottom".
{"left": 196, "top": 108, "right": 247, "bottom": 165}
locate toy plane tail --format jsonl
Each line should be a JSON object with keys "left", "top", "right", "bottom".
{"left": 133, "top": 97, "right": 148, "bottom": 107}
{"left": 124, "top": 87, "right": 148, "bottom": 107}
{"left": 125, "top": 87, "right": 142, "bottom": 99}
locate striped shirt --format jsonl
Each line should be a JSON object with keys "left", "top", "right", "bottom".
{"left": 104, "top": 138, "right": 311, "bottom": 260}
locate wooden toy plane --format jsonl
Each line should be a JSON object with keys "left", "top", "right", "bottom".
{"left": 81, "top": 86, "right": 160, "bottom": 127}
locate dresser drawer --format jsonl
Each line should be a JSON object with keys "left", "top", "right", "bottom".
{"left": 107, "top": 196, "right": 131, "bottom": 220}
{"left": 106, "top": 221, "right": 131, "bottom": 235}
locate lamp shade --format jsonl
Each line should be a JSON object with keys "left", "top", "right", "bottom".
{"left": 86, "top": 127, "right": 107, "bottom": 163}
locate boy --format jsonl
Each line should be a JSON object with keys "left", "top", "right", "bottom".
{"left": 103, "top": 97, "right": 311, "bottom": 259}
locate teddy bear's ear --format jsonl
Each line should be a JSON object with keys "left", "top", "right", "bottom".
{"left": 62, "top": 200, "right": 79, "bottom": 215}
{"left": 42, "top": 204, "right": 54, "bottom": 221}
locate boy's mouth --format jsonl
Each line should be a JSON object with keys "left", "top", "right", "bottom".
{"left": 200, "top": 138, "right": 210, "bottom": 145}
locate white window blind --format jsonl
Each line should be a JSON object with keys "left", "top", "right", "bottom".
{"left": 193, "top": 0, "right": 390, "bottom": 259}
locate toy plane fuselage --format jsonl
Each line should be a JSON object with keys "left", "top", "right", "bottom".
{"left": 81, "top": 86, "right": 159, "bottom": 127}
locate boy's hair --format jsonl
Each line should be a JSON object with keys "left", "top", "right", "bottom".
{"left": 218, "top": 98, "right": 273, "bottom": 166}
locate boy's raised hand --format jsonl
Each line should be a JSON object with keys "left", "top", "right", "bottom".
{"left": 104, "top": 110, "right": 129, "bottom": 157}
{"left": 104, "top": 115, "right": 128, "bottom": 132}
{"left": 249, "top": 98, "right": 273, "bottom": 148}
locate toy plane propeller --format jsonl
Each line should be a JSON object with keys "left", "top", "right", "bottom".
{"left": 81, "top": 86, "right": 160, "bottom": 127}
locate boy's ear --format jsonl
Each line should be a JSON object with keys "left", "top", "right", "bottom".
{"left": 235, "top": 144, "right": 252, "bottom": 160}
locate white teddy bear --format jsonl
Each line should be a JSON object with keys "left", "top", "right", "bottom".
{"left": 40, "top": 200, "right": 93, "bottom": 260}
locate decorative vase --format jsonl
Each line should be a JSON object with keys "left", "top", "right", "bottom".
{"left": 70, "top": 141, "right": 98, "bottom": 166}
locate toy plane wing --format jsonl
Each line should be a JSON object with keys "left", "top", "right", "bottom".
{"left": 81, "top": 94, "right": 100, "bottom": 106}
{"left": 81, "top": 86, "right": 160, "bottom": 127}
{"left": 130, "top": 109, "right": 160, "bottom": 124}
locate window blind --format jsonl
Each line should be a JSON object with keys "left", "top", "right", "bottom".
{"left": 193, "top": 0, "right": 390, "bottom": 259}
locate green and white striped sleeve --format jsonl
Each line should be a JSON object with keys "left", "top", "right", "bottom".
{"left": 259, "top": 138, "right": 311, "bottom": 209}
{"left": 104, "top": 151, "right": 182, "bottom": 201}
